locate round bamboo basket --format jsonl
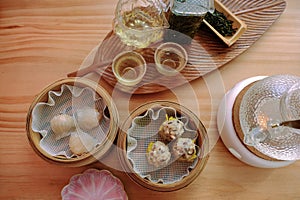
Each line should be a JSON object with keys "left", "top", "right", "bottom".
{"left": 26, "top": 78, "right": 119, "bottom": 167}
{"left": 117, "top": 101, "right": 209, "bottom": 192}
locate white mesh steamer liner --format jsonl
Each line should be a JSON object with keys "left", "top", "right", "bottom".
{"left": 127, "top": 106, "right": 202, "bottom": 184}
{"left": 31, "top": 84, "right": 110, "bottom": 158}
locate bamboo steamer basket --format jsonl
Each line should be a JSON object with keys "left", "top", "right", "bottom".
{"left": 117, "top": 101, "right": 209, "bottom": 191}
{"left": 26, "top": 78, "right": 119, "bottom": 167}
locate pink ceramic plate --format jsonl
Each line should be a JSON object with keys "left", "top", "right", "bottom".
{"left": 61, "top": 169, "right": 128, "bottom": 200}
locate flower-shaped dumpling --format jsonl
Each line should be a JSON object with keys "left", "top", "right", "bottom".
{"left": 61, "top": 169, "right": 128, "bottom": 200}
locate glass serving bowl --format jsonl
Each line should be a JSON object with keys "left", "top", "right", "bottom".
{"left": 239, "top": 75, "right": 300, "bottom": 161}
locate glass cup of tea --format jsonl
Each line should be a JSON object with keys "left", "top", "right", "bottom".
{"left": 112, "top": 51, "right": 147, "bottom": 86}
{"left": 154, "top": 42, "right": 188, "bottom": 76}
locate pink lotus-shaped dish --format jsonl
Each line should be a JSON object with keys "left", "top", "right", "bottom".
{"left": 61, "top": 169, "right": 128, "bottom": 200}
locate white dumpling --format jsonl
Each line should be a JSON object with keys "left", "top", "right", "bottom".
{"left": 76, "top": 107, "right": 102, "bottom": 130}
{"left": 50, "top": 114, "right": 75, "bottom": 140}
{"left": 69, "top": 132, "right": 98, "bottom": 156}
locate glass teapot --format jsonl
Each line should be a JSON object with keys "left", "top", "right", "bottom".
{"left": 240, "top": 75, "right": 300, "bottom": 161}
{"left": 113, "top": 0, "right": 169, "bottom": 48}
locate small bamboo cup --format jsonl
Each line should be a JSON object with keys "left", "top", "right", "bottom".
{"left": 117, "top": 101, "right": 209, "bottom": 192}
{"left": 26, "top": 78, "right": 119, "bottom": 167}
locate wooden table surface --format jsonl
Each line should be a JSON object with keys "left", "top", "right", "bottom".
{"left": 1, "top": 0, "right": 299, "bottom": 199}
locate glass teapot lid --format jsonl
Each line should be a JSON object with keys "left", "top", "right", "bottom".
{"left": 171, "top": 0, "right": 215, "bottom": 16}
{"left": 239, "top": 75, "right": 300, "bottom": 161}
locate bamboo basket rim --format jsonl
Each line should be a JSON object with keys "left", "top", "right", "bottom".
{"left": 26, "top": 77, "right": 119, "bottom": 167}
{"left": 117, "top": 100, "right": 209, "bottom": 192}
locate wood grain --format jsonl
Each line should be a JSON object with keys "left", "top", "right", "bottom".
{"left": 91, "top": 0, "right": 287, "bottom": 94}
{"left": 0, "top": 0, "right": 300, "bottom": 199}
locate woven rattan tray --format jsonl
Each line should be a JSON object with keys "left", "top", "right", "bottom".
{"left": 86, "top": 0, "right": 286, "bottom": 94}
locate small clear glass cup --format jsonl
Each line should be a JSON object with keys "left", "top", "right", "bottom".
{"left": 154, "top": 42, "right": 188, "bottom": 76}
{"left": 112, "top": 51, "right": 147, "bottom": 86}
